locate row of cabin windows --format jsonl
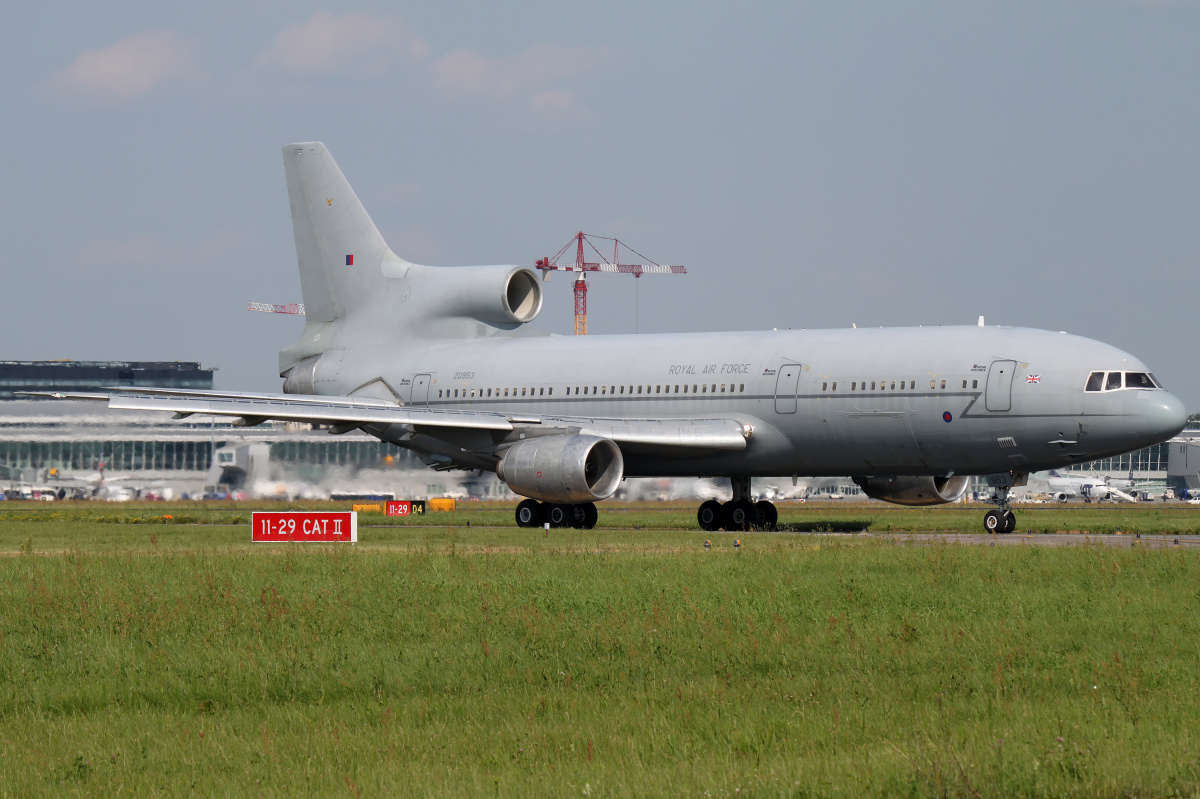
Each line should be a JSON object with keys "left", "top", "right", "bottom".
{"left": 819, "top": 379, "right": 977, "bottom": 392}
{"left": 436, "top": 384, "right": 747, "bottom": 400}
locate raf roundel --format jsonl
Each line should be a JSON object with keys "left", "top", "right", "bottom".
{"left": 942, "top": 411, "right": 953, "bottom": 423}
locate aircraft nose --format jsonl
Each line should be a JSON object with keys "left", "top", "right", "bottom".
{"left": 1146, "top": 391, "right": 1188, "bottom": 440}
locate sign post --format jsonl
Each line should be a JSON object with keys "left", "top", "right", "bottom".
{"left": 252, "top": 512, "right": 357, "bottom": 543}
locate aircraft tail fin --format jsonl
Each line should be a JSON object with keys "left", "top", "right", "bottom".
{"left": 281, "top": 142, "right": 392, "bottom": 325}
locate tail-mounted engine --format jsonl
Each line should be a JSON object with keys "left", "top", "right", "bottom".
{"left": 853, "top": 475, "right": 970, "bottom": 506}
{"left": 430, "top": 265, "right": 544, "bottom": 327}
{"left": 496, "top": 435, "right": 623, "bottom": 504}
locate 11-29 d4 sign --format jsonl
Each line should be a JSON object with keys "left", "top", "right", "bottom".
{"left": 252, "top": 512, "right": 357, "bottom": 543}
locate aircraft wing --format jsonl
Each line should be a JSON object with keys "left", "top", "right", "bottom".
{"left": 21, "top": 389, "right": 752, "bottom": 450}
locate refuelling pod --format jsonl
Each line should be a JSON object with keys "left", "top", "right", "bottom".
{"left": 853, "top": 475, "right": 970, "bottom": 506}
{"left": 496, "top": 435, "right": 623, "bottom": 504}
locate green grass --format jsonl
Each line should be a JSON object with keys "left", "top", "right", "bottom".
{"left": 0, "top": 508, "right": 1199, "bottom": 795}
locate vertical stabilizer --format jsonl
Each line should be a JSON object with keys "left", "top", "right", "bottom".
{"left": 282, "top": 142, "right": 390, "bottom": 324}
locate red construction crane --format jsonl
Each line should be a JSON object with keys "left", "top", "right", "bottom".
{"left": 535, "top": 232, "right": 685, "bottom": 335}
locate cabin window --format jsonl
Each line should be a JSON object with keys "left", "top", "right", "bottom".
{"left": 548, "top": 388, "right": 553, "bottom": 396}
{"left": 601, "top": 386, "right": 606, "bottom": 395}
{"left": 701, "top": 385, "right": 707, "bottom": 393}
{"left": 539, "top": 388, "right": 544, "bottom": 396}
{"left": 1106, "top": 372, "right": 1122, "bottom": 391}
{"left": 593, "top": 387, "right": 598, "bottom": 395}
{"left": 619, "top": 386, "right": 624, "bottom": 394}
{"left": 437, "top": 390, "right": 443, "bottom": 398}
{"left": 720, "top": 384, "right": 726, "bottom": 393}
{"left": 583, "top": 386, "right": 588, "bottom": 395}
{"left": 851, "top": 382, "right": 856, "bottom": 390}
{"left": 890, "top": 381, "right": 895, "bottom": 390}
{"left": 683, "top": 385, "right": 688, "bottom": 393}
{"left": 870, "top": 381, "right": 876, "bottom": 390}
{"left": 831, "top": 382, "right": 836, "bottom": 391}
{"left": 930, "top": 380, "right": 936, "bottom": 389}
{"left": 961, "top": 380, "right": 967, "bottom": 389}
{"left": 822, "top": 382, "right": 827, "bottom": 391}
{"left": 739, "top": 383, "right": 745, "bottom": 392}
{"left": 519, "top": 388, "right": 525, "bottom": 396}
{"left": 610, "top": 386, "right": 614, "bottom": 395}
{"left": 484, "top": 388, "right": 490, "bottom": 397}
{"left": 637, "top": 385, "right": 642, "bottom": 394}
{"left": 940, "top": 380, "right": 946, "bottom": 389}
{"left": 655, "top": 385, "right": 661, "bottom": 394}
{"left": 972, "top": 379, "right": 978, "bottom": 389}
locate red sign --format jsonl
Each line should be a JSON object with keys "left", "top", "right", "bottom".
{"left": 252, "top": 512, "right": 357, "bottom": 543}
{"left": 386, "top": 500, "right": 426, "bottom": 516}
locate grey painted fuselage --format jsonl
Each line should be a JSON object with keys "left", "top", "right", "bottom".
{"left": 335, "top": 324, "right": 1185, "bottom": 479}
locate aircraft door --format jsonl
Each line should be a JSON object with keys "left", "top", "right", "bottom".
{"left": 985, "top": 360, "right": 1016, "bottom": 412}
{"left": 774, "top": 364, "right": 803, "bottom": 414}
{"left": 411, "top": 374, "right": 431, "bottom": 405}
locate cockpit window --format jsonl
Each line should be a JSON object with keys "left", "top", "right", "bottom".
{"left": 1125, "top": 372, "right": 1155, "bottom": 389}
{"left": 1150, "top": 373, "right": 1163, "bottom": 388}
{"left": 1085, "top": 372, "right": 1104, "bottom": 392}
{"left": 1105, "top": 372, "right": 1123, "bottom": 391}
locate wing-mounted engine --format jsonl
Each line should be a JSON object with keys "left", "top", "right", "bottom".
{"left": 853, "top": 475, "right": 970, "bottom": 506}
{"left": 496, "top": 435, "right": 623, "bottom": 503}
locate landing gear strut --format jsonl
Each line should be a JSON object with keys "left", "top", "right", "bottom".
{"left": 696, "top": 477, "right": 778, "bottom": 531}
{"left": 514, "top": 500, "right": 598, "bottom": 529}
{"left": 983, "top": 485, "right": 1017, "bottom": 534}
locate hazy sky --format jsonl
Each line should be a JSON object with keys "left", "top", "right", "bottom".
{"left": 3, "top": 2, "right": 1198, "bottom": 406}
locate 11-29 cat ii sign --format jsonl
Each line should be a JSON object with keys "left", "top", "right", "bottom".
{"left": 252, "top": 512, "right": 357, "bottom": 543}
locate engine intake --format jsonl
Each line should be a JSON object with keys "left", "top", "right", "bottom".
{"left": 429, "top": 265, "right": 543, "bottom": 327}
{"left": 496, "top": 435, "right": 623, "bottom": 503}
{"left": 853, "top": 475, "right": 970, "bottom": 506}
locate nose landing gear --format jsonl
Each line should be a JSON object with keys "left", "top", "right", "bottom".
{"left": 984, "top": 484, "right": 1017, "bottom": 534}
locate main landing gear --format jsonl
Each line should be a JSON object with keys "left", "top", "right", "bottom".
{"left": 515, "top": 499, "right": 598, "bottom": 530}
{"left": 697, "top": 476, "right": 779, "bottom": 532}
{"left": 983, "top": 484, "right": 1017, "bottom": 535}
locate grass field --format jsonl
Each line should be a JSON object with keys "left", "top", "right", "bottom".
{"left": 1, "top": 502, "right": 1199, "bottom": 796}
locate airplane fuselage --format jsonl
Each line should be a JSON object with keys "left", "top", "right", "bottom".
{"left": 330, "top": 324, "right": 1184, "bottom": 479}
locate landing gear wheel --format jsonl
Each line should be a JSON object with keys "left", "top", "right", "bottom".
{"left": 545, "top": 504, "right": 571, "bottom": 528}
{"left": 578, "top": 502, "right": 598, "bottom": 530}
{"left": 753, "top": 500, "right": 778, "bottom": 530}
{"left": 984, "top": 509, "right": 1016, "bottom": 534}
{"left": 984, "top": 509, "right": 1003, "bottom": 534}
{"left": 697, "top": 500, "right": 723, "bottom": 532}
{"left": 727, "top": 499, "right": 754, "bottom": 532}
{"left": 515, "top": 499, "right": 543, "bottom": 528}
{"left": 1001, "top": 510, "right": 1017, "bottom": 535}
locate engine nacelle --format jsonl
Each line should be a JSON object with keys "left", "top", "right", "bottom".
{"left": 853, "top": 475, "right": 970, "bottom": 506}
{"left": 426, "top": 265, "right": 543, "bottom": 327}
{"left": 496, "top": 435, "right": 623, "bottom": 504}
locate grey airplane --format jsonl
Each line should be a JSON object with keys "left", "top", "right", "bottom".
{"left": 38, "top": 142, "right": 1187, "bottom": 534}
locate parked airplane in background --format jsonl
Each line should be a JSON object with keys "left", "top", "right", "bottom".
{"left": 30, "top": 143, "right": 1188, "bottom": 533}
{"left": 1043, "top": 470, "right": 1137, "bottom": 503}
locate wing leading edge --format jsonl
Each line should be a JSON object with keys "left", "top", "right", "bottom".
{"left": 21, "top": 389, "right": 752, "bottom": 451}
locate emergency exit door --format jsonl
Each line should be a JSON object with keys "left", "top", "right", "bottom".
{"left": 774, "top": 364, "right": 803, "bottom": 414}
{"left": 985, "top": 360, "right": 1016, "bottom": 411}
{"left": 411, "top": 374, "right": 431, "bottom": 405}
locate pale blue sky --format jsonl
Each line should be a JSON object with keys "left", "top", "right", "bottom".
{"left": 2, "top": 2, "right": 1198, "bottom": 405}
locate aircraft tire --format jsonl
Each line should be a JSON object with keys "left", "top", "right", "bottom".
{"left": 579, "top": 502, "right": 598, "bottom": 530}
{"left": 1001, "top": 510, "right": 1017, "bottom": 535}
{"left": 516, "top": 498, "right": 543, "bottom": 528}
{"left": 546, "top": 504, "right": 571, "bottom": 528}
{"left": 753, "top": 500, "right": 778, "bottom": 530}
{"left": 697, "top": 500, "right": 723, "bottom": 532}
{"left": 983, "top": 509, "right": 1004, "bottom": 534}
{"left": 727, "top": 499, "right": 754, "bottom": 532}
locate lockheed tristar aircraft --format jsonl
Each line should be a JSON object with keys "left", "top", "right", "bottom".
{"left": 35, "top": 143, "right": 1187, "bottom": 534}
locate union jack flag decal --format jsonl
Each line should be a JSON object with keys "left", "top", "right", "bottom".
{"left": 1026, "top": 374, "right": 1041, "bottom": 384}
